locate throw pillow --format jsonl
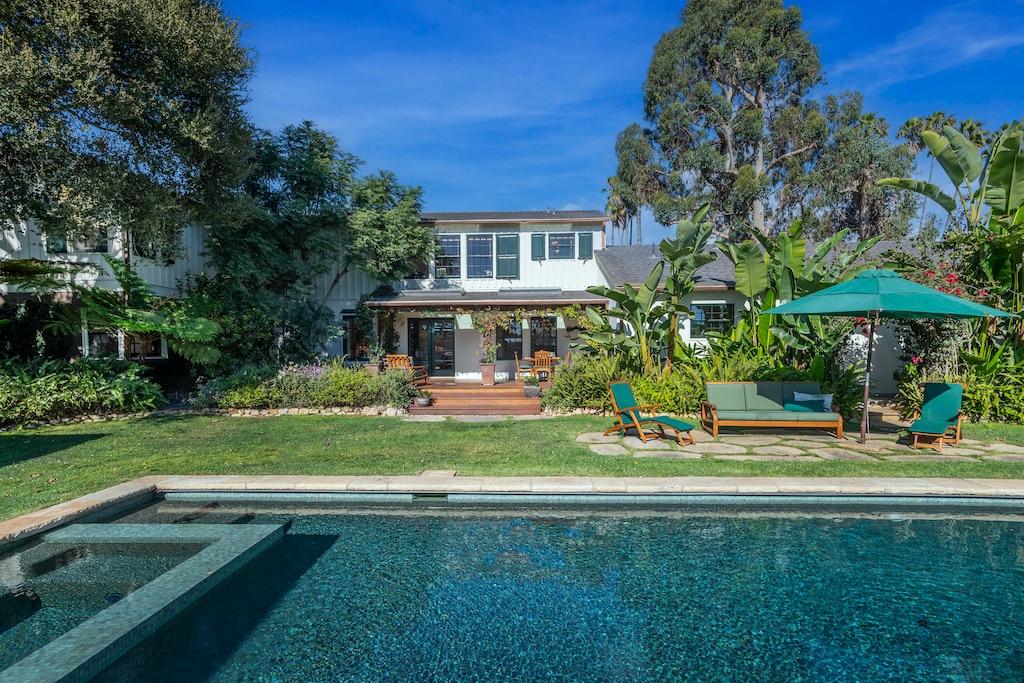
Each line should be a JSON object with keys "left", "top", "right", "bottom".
{"left": 793, "top": 391, "right": 833, "bottom": 411}
{"left": 784, "top": 399, "right": 825, "bottom": 412}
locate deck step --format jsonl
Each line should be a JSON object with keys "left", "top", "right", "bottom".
{"left": 409, "top": 382, "right": 543, "bottom": 415}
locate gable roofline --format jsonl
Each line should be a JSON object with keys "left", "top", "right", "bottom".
{"left": 419, "top": 210, "right": 607, "bottom": 225}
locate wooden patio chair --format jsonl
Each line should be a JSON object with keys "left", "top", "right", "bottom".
{"left": 385, "top": 354, "right": 429, "bottom": 385}
{"left": 514, "top": 352, "right": 535, "bottom": 382}
{"left": 909, "top": 382, "right": 963, "bottom": 452}
{"left": 603, "top": 380, "right": 696, "bottom": 447}
{"left": 532, "top": 350, "right": 554, "bottom": 381}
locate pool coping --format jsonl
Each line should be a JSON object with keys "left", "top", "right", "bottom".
{"left": 5, "top": 474, "right": 1024, "bottom": 547}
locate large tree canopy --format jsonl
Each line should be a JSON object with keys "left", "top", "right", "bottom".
{"left": 0, "top": 0, "right": 254, "bottom": 251}
{"left": 203, "top": 122, "right": 431, "bottom": 360}
{"left": 640, "top": 0, "right": 823, "bottom": 236}
{"left": 618, "top": 0, "right": 913, "bottom": 240}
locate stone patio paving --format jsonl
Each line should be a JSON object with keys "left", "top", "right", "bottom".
{"left": 577, "top": 427, "right": 1021, "bottom": 462}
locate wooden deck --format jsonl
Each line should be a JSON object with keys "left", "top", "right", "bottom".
{"left": 409, "top": 379, "right": 544, "bottom": 415}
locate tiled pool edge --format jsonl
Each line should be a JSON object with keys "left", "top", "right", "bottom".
{"left": 2, "top": 523, "right": 285, "bottom": 683}
{"left": 6, "top": 475, "right": 1024, "bottom": 547}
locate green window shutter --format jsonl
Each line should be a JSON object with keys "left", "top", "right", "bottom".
{"left": 578, "top": 232, "right": 593, "bottom": 259}
{"left": 496, "top": 234, "right": 519, "bottom": 279}
{"left": 531, "top": 233, "right": 546, "bottom": 260}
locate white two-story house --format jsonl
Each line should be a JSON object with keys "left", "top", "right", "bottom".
{"left": 365, "top": 211, "right": 609, "bottom": 380}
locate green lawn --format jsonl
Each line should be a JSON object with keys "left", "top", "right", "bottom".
{"left": 3, "top": 414, "right": 1024, "bottom": 521}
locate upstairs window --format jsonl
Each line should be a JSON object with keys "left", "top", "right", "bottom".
{"left": 435, "top": 235, "right": 461, "bottom": 278}
{"left": 548, "top": 234, "right": 575, "bottom": 259}
{"left": 466, "top": 234, "right": 493, "bottom": 278}
{"left": 495, "top": 234, "right": 519, "bottom": 279}
{"left": 691, "top": 304, "right": 735, "bottom": 338}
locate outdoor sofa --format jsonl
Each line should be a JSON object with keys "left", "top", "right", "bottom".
{"left": 700, "top": 381, "right": 842, "bottom": 439}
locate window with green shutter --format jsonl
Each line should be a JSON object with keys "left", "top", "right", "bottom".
{"left": 531, "top": 233, "right": 546, "bottom": 260}
{"left": 578, "top": 232, "right": 593, "bottom": 259}
{"left": 496, "top": 234, "right": 519, "bottom": 279}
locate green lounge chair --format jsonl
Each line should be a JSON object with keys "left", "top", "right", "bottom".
{"left": 603, "top": 381, "right": 696, "bottom": 447}
{"left": 909, "top": 382, "right": 963, "bottom": 452}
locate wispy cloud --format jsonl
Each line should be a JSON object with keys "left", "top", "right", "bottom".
{"left": 830, "top": 6, "right": 1024, "bottom": 92}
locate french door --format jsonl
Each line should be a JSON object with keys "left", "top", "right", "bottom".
{"left": 409, "top": 318, "right": 455, "bottom": 376}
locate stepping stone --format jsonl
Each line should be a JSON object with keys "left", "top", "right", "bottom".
{"left": 631, "top": 450, "right": 705, "bottom": 459}
{"left": 623, "top": 435, "right": 681, "bottom": 450}
{"left": 833, "top": 441, "right": 892, "bottom": 453}
{"left": 787, "top": 439, "right": 836, "bottom": 449}
{"left": 885, "top": 454, "right": 979, "bottom": 462}
{"left": 576, "top": 432, "right": 619, "bottom": 443}
{"left": 810, "top": 448, "right": 879, "bottom": 461}
{"left": 753, "top": 446, "right": 806, "bottom": 456}
{"left": 683, "top": 442, "right": 747, "bottom": 455}
{"left": 590, "top": 443, "right": 629, "bottom": 456}
{"left": 714, "top": 455, "right": 821, "bottom": 462}
{"left": 982, "top": 454, "right": 1024, "bottom": 462}
{"left": 718, "top": 436, "right": 780, "bottom": 446}
{"left": 974, "top": 443, "right": 1024, "bottom": 453}
{"left": 784, "top": 434, "right": 840, "bottom": 442}
{"left": 690, "top": 429, "right": 716, "bottom": 442}
{"left": 935, "top": 447, "right": 983, "bottom": 456}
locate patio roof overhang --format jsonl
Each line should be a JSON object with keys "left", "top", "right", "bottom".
{"left": 365, "top": 288, "right": 608, "bottom": 309}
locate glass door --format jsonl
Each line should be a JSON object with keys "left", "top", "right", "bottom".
{"left": 409, "top": 318, "right": 455, "bottom": 376}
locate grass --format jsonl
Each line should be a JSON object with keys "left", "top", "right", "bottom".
{"left": 3, "top": 414, "right": 1024, "bottom": 521}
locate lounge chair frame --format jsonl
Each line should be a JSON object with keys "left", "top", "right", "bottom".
{"left": 603, "top": 381, "right": 696, "bottom": 447}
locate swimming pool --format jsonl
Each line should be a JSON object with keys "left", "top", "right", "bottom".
{"left": 48, "top": 497, "right": 1023, "bottom": 682}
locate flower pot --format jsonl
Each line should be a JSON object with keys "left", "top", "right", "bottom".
{"left": 480, "top": 363, "right": 495, "bottom": 386}
{"left": 416, "top": 397, "right": 433, "bottom": 407}
{"left": 523, "top": 385, "right": 541, "bottom": 398}
{"left": 364, "top": 362, "right": 383, "bottom": 376}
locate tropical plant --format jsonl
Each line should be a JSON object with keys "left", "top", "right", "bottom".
{"left": 50, "top": 256, "right": 221, "bottom": 364}
{"left": 0, "top": 357, "right": 166, "bottom": 428}
{"left": 582, "top": 262, "right": 668, "bottom": 374}
{"left": 660, "top": 204, "right": 718, "bottom": 368}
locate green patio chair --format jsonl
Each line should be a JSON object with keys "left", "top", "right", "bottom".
{"left": 909, "top": 382, "right": 964, "bottom": 452}
{"left": 603, "top": 381, "right": 696, "bottom": 447}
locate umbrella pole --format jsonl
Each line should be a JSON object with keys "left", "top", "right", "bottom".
{"left": 860, "top": 315, "right": 877, "bottom": 444}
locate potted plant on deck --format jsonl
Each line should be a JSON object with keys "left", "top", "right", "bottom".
{"left": 479, "top": 347, "right": 497, "bottom": 386}
{"left": 522, "top": 374, "right": 541, "bottom": 398}
{"left": 415, "top": 389, "right": 433, "bottom": 407}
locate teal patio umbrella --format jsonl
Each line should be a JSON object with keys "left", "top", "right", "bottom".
{"left": 764, "top": 269, "right": 1014, "bottom": 443}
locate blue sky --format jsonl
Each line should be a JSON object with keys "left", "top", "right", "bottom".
{"left": 222, "top": 0, "right": 1024, "bottom": 244}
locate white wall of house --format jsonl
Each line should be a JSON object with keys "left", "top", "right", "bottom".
{"left": 1, "top": 219, "right": 211, "bottom": 298}
{"left": 403, "top": 224, "right": 604, "bottom": 292}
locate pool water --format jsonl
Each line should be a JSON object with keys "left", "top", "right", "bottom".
{"left": 64, "top": 503, "right": 1024, "bottom": 680}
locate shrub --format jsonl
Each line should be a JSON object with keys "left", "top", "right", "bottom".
{"left": 0, "top": 357, "right": 166, "bottom": 427}
{"left": 188, "top": 360, "right": 419, "bottom": 410}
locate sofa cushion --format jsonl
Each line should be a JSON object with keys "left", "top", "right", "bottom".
{"left": 715, "top": 410, "right": 805, "bottom": 422}
{"left": 745, "top": 383, "right": 784, "bottom": 411}
{"left": 706, "top": 383, "right": 747, "bottom": 410}
{"left": 796, "top": 411, "right": 840, "bottom": 423}
{"left": 785, "top": 399, "right": 825, "bottom": 412}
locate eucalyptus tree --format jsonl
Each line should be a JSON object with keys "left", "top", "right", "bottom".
{"left": 0, "top": 0, "right": 254, "bottom": 253}
{"left": 632, "top": 0, "right": 826, "bottom": 235}
{"left": 810, "top": 94, "right": 917, "bottom": 240}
